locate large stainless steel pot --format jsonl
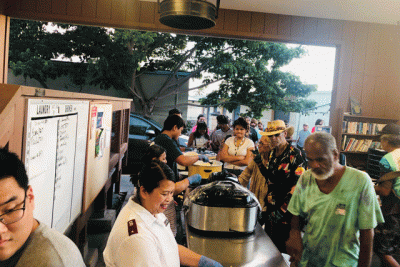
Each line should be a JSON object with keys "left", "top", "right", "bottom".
{"left": 184, "top": 180, "right": 261, "bottom": 233}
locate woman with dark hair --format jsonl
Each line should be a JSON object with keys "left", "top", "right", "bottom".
{"left": 134, "top": 144, "right": 201, "bottom": 239}
{"left": 311, "top": 119, "right": 324, "bottom": 133}
{"left": 187, "top": 122, "right": 211, "bottom": 150}
{"left": 217, "top": 117, "right": 255, "bottom": 176}
{"left": 104, "top": 160, "right": 222, "bottom": 267}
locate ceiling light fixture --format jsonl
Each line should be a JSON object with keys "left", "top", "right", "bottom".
{"left": 158, "top": 0, "right": 220, "bottom": 30}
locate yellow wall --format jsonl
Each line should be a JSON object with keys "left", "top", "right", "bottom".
{"left": 1, "top": 0, "right": 400, "bottom": 143}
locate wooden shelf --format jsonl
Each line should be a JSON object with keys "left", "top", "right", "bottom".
{"left": 343, "top": 114, "right": 398, "bottom": 123}
{"left": 342, "top": 133, "right": 378, "bottom": 138}
{"left": 340, "top": 151, "right": 368, "bottom": 154}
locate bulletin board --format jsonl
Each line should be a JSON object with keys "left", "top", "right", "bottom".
{"left": 82, "top": 102, "right": 113, "bottom": 213}
{"left": 24, "top": 99, "right": 89, "bottom": 233}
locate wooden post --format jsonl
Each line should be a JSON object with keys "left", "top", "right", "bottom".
{"left": 0, "top": 15, "right": 9, "bottom": 84}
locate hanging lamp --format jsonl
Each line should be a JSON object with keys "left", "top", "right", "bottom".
{"left": 158, "top": 0, "right": 220, "bottom": 30}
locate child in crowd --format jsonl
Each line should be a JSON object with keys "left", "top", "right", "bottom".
{"left": 188, "top": 122, "right": 211, "bottom": 150}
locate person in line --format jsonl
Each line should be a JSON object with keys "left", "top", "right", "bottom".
{"left": 135, "top": 144, "right": 201, "bottom": 241}
{"left": 374, "top": 123, "right": 400, "bottom": 267}
{"left": 168, "top": 108, "right": 182, "bottom": 117}
{"left": 0, "top": 148, "right": 85, "bottom": 267}
{"left": 218, "top": 117, "right": 255, "bottom": 176}
{"left": 154, "top": 115, "right": 209, "bottom": 180}
{"left": 259, "top": 120, "right": 305, "bottom": 253}
{"left": 210, "top": 115, "right": 233, "bottom": 153}
{"left": 187, "top": 122, "right": 211, "bottom": 150}
{"left": 296, "top": 123, "right": 310, "bottom": 161}
{"left": 285, "top": 125, "right": 295, "bottom": 144}
{"left": 167, "top": 108, "right": 189, "bottom": 152}
{"left": 258, "top": 121, "right": 264, "bottom": 131}
{"left": 286, "top": 132, "right": 384, "bottom": 267}
{"left": 250, "top": 118, "right": 262, "bottom": 140}
{"left": 104, "top": 160, "right": 222, "bottom": 267}
{"left": 311, "top": 118, "right": 324, "bottom": 133}
{"left": 238, "top": 135, "right": 273, "bottom": 224}
{"left": 245, "top": 116, "right": 259, "bottom": 144}
{"left": 190, "top": 114, "right": 207, "bottom": 133}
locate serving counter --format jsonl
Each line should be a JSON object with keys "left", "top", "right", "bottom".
{"left": 185, "top": 223, "right": 289, "bottom": 267}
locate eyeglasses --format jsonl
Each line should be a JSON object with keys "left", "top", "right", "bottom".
{"left": 0, "top": 192, "right": 27, "bottom": 225}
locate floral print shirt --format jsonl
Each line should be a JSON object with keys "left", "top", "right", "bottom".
{"left": 264, "top": 144, "right": 305, "bottom": 224}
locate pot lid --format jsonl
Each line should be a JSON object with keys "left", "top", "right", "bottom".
{"left": 184, "top": 180, "right": 261, "bottom": 208}
{"left": 192, "top": 160, "right": 222, "bottom": 167}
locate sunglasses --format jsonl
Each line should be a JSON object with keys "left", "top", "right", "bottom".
{"left": 269, "top": 132, "right": 282, "bottom": 137}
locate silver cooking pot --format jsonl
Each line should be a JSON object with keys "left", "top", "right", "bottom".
{"left": 184, "top": 180, "right": 261, "bottom": 234}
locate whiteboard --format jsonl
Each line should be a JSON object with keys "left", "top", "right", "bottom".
{"left": 24, "top": 99, "right": 89, "bottom": 233}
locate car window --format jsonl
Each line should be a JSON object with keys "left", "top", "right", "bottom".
{"left": 129, "top": 116, "right": 161, "bottom": 140}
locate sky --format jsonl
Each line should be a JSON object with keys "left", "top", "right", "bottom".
{"left": 281, "top": 44, "right": 336, "bottom": 92}
{"left": 190, "top": 43, "right": 337, "bottom": 97}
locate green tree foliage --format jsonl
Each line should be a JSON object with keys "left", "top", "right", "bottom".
{"left": 9, "top": 19, "right": 316, "bottom": 117}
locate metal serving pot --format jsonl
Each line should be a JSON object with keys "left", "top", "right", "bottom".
{"left": 184, "top": 180, "right": 261, "bottom": 233}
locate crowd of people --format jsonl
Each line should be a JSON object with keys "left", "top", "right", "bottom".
{"left": 1, "top": 109, "right": 398, "bottom": 267}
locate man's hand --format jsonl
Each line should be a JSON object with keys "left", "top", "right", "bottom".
{"left": 286, "top": 230, "right": 303, "bottom": 267}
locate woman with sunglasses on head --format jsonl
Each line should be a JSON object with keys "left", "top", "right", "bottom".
{"left": 104, "top": 160, "right": 222, "bottom": 267}
{"left": 217, "top": 117, "right": 255, "bottom": 177}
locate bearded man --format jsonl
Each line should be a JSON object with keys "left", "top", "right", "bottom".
{"left": 286, "top": 132, "right": 384, "bottom": 267}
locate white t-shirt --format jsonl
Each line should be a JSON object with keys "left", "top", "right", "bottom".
{"left": 103, "top": 197, "right": 180, "bottom": 267}
{"left": 224, "top": 137, "right": 254, "bottom": 170}
{"left": 193, "top": 136, "right": 208, "bottom": 149}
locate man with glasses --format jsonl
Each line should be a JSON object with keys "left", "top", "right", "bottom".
{"left": 260, "top": 120, "right": 305, "bottom": 253}
{"left": 0, "top": 148, "right": 85, "bottom": 266}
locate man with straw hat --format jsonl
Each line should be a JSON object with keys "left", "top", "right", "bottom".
{"left": 374, "top": 123, "right": 400, "bottom": 267}
{"left": 260, "top": 120, "right": 305, "bottom": 253}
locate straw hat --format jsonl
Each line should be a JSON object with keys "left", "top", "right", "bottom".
{"left": 260, "top": 120, "right": 287, "bottom": 136}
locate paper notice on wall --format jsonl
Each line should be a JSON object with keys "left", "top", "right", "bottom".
{"left": 105, "top": 128, "right": 111, "bottom": 149}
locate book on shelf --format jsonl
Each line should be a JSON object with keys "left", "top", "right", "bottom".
{"left": 341, "top": 135, "right": 347, "bottom": 151}
{"left": 342, "top": 121, "right": 348, "bottom": 133}
{"left": 343, "top": 122, "right": 387, "bottom": 135}
{"left": 361, "top": 139, "right": 373, "bottom": 152}
{"left": 342, "top": 138, "right": 377, "bottom": 152}
{"left": 354, "top": 139, "right": 365, "bottom": 152}
{"left": 344, "top": 138, "right": 356, "bottom": 151}
{"left": 350, "top": 139, "right": 359, "bottom": 151}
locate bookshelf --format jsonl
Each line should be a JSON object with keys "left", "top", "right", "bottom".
{"left": 338, "top": 111, "right": 398, "bottom": 170}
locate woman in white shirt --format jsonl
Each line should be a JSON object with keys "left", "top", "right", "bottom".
{"left": 103, "top": 160, "right": 222, "bottom": 267}
{"left": 217, "top": 117, "right": 255, "bottom": 176}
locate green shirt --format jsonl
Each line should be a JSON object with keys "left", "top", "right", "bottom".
{"left": 380, "top": 148, "right": 400, "bottom": 198}
{"left": 288, "top": 167, "right": 384, "bottom": 267}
